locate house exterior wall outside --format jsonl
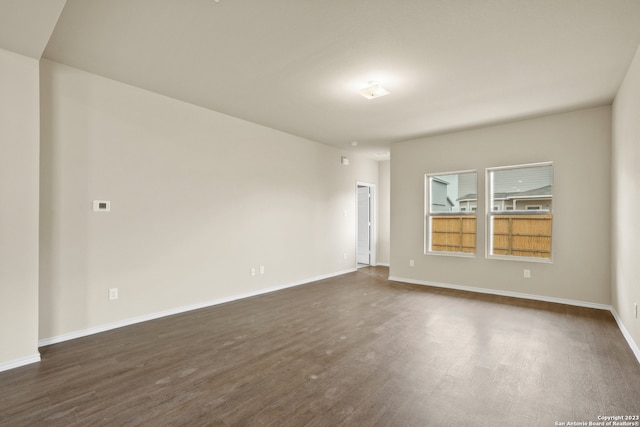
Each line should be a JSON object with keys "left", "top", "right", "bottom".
{"left": 491, "top": 165, "right": 553, "bottom": 193}
{"left": 391, "top": 106, "right": 611, "bottom": 305}
{"left": 487, "top": 198, "right": 549, "bottom": 210}
{"left": 460, "top": 201, "right": 477, "bottom": 211}
{"left": 513, "top": 199, "right": 551, "bottom": 211}
{"left": 430, "top": 180, "right": 451, "bottom": 212}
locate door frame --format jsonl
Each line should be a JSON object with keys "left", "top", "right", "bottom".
{"left": 356, "top": 181, "right": 376, "bottom": 267}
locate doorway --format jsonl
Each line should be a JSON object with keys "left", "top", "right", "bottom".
{"left": 356, "top": 182, "right": 376, "bottom": 267}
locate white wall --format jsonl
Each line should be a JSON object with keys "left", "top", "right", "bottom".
{"left": 377, "top": 160, "right": 390, "bottom": 266}
{"left": 0, "top": 48, "right": 40, "bottom": 368}
{"left": 612, "top": 45, "right": 640, "bottom": 351}
{"left": 391, "top": 106, "right": 611, "bottom": 305}
{"left": 39, "top": 60, "right": 378, "bottom": 342}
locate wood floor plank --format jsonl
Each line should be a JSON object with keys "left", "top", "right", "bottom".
{"left": 1, "top": 266, "right": 639, "bottom": 426}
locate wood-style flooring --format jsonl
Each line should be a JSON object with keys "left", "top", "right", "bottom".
{"left": 1, "top": 267, "right": 639, "bottom": 426}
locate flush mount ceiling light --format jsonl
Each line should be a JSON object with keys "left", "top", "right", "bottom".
{"left": 359, "top": 81, "right": 390, "bottom": 99}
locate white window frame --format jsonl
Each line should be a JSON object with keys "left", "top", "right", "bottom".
{"left": 486, "top": 162, "right": 553, "bottom": 263}
{"left": 425, "top": 169, "right": 477, "bottom": 257}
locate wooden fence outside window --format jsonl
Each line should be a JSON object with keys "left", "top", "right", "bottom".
{"left": 491, "top": 214, "right": 552, "bottom": 258}
{"left": 430, "top": 214, "right": 552, "bottom": 258}
{"left": 431, "top": 215, "right": 477, "bottom": 253}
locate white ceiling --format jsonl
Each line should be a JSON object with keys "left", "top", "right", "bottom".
{"left": 3, "top": 1, "right": 640, "bottom": 159}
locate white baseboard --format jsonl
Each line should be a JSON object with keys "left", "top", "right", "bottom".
{"left": 39, "top": 268, "right": 357, "bottom": 347}
{"left": 0, "top": 353, "right": 41, "bottom": 373}
{"left": 609, "top": 307, "right": 640, "bottom": 364}
{"left": 374, "top": 262, "right": 390, "bottom": 267}
{"left": 388, "top": 276, "right": 611, "bottom": 310}
{"left": 33, "top": 269, "right": 640, "bottom": 366}
{"left": 389, "top": 276, "right": 640, "bottom": 364}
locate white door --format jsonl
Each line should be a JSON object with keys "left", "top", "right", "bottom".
{"left": 357, "top": 186, "right": 371, "bottom": 265}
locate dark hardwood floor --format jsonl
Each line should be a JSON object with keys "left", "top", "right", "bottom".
{"left": 1, "top": 267, "right": 639, "bottom": 426}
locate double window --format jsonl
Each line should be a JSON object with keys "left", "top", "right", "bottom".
{"left": 425, "top": 162, "right": 553, "bottom": 262}
{"left": 425, "top": 171, "right": 477, "bottom": 255}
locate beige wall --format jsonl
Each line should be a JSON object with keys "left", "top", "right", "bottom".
{"left": 39, "top": 60, "right": 378, "bottom": 342}
{"left": 377, "top": 160, "right": 390, "bottom": 266}
{"left": 2, "top": 44, "right": 632, "bottom": 368}
{"left": 390, "top": 106, "right": 611, "bottom": 305}
{"left": 0, "top": 48, "right": 40, "bottom": 367}
{"left": 612, "top": 45, "right": 640, "bottom": 351}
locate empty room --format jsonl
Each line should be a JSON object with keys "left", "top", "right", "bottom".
{"left": 2, "top": 0, "right": 640, "bottom": 425}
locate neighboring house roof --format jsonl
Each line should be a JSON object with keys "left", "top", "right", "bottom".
{"left": 458, "top": 193, "right": 478, "bottom": 202}
{"left": 505, "top": 184, "right": 552, "bottom": 199}
{"left": 457, "top": 185, "right": 552, "bottom": 202}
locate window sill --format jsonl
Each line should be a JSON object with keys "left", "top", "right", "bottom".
{"left": 486, "top": 254, "right": 553, "bottom": 264}
{"left": 427, "top": 250, "right": 477, "bottom": 259}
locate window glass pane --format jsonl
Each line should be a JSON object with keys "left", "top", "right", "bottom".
{"left": 427, "top": 171, "right": 477, "bottom": 255}
{"left": 488, "top": 163, "right": 553, "bottom": 260}
{"left": 429, "top": 172, "right": 477, "bottom": 213}
{"left": 490, "top": 164, "right": 552, "bottom": 212}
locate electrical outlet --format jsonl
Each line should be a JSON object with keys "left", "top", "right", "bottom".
{"left": 250, "top": 268, "right": 256, "bottom": 276}
{"left": 109, "top": 288, "right": 118, "bottom": 300}
{"left": 343, "top": 253, "right": 347, "bottom": 260}
{"left": 260, "top": 265, "right": 265, "bottom": 274}
{"left": 93, "top": 200, "right": 111, "bottom": 212}
{"left": 523, "top": 269, "right": 531, "bottom": 279}
{"left": 409, "top": 259, "right": 415, "bottom": 267}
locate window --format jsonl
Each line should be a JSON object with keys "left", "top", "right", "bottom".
{"left": 426, "top": 170, "right": 477, "bottom": 255}
{"left": 486, "top": 162, "right": 553, "bottom": 261}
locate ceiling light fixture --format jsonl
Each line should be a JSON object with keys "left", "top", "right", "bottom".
{"left": 359, "top": 81, "right": 390, "bottom": 100}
